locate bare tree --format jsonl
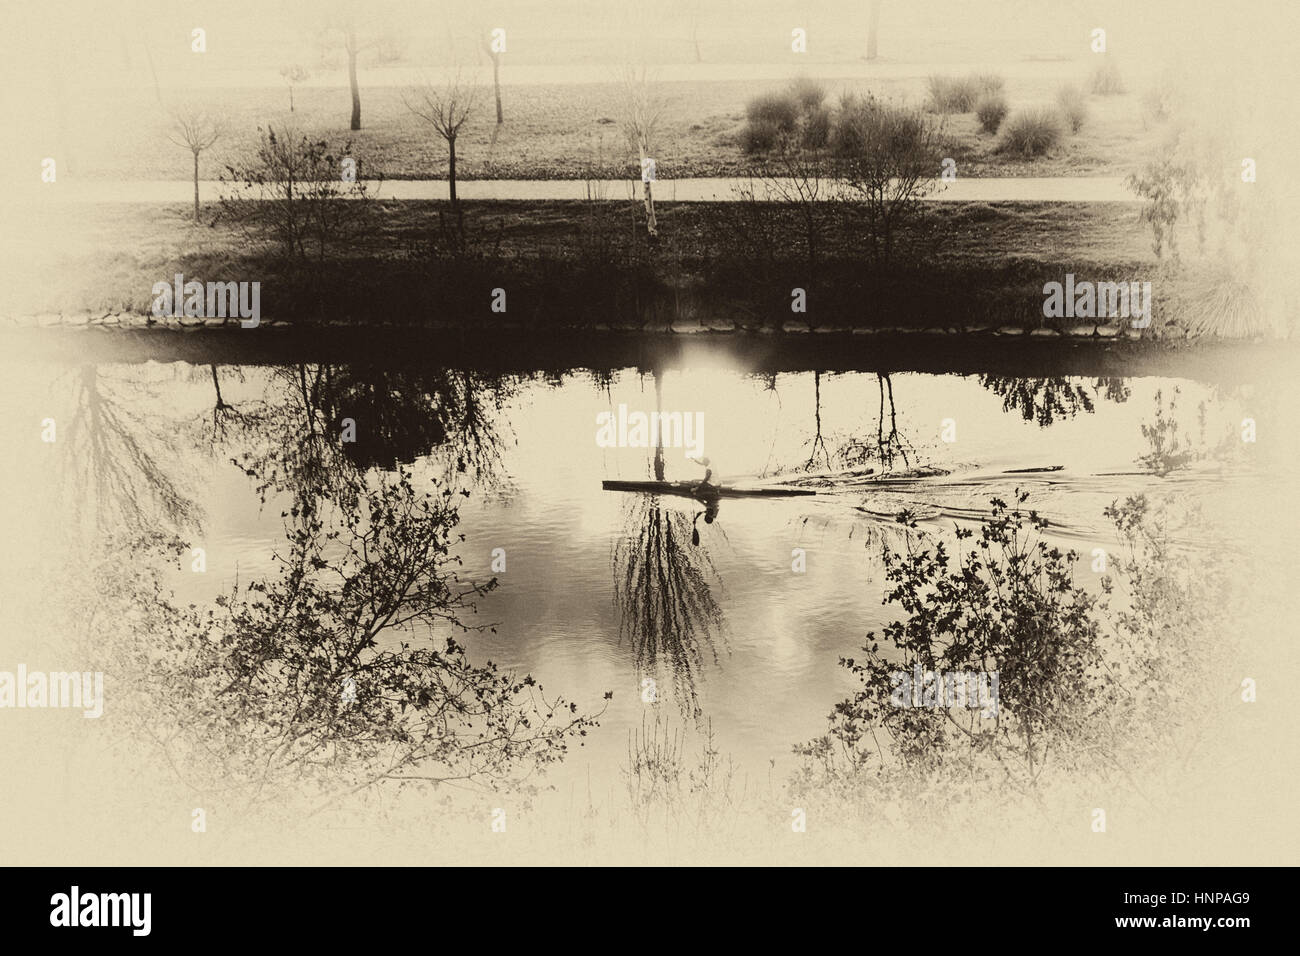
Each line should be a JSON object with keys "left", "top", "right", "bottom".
{"left": 620, "top": 67, "right": 667, "bottom": 240}
{"left": 831, "top": 93, "right": 940, "bottom": 261}
{"left": 166, "top": 105, "right": 224, "bottom": 220}
{"left": 279, "top": 64, "right": 310, "bottom": 112}
{"left": 404, "top": 73, "right": 481, "bottom": 246}
{"left": 218, "top": 126, "right": 374, "bottom": 263}
{"left": 756, "top": 135, "right": 833, "bottom": 269}
{"left": 320, "top": 9, "right": 383, "bottom": 131}
{"left": 481, "top": 29, "right": 504, "bottom": 124}
{"left": 344, "top": 24, "right": 362, "bottom": 129}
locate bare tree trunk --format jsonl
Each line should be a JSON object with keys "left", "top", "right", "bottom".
{"left": 867, "top": 0, "right": 881, "bottom": 60}
{"left": 639, "top": 130, "right": 658, "bottom": 239}
{"left": 347, "top": 31, "right": 361, "bottom": 130}
{"left": 192, "top": 151, "right": 200, "bottom": 219}
{"left": 492, "top": 52, "right": 503, "bottom": 124}
{"left": 644, "top": 179, "right": 657, "bottom": 238}
{"left": 211, "top": 365, "right": 229, "bottom": 405}
{"left": 448, "top": 136, "right": 458, "bottom": 206}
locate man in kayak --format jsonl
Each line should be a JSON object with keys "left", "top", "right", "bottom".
{"left": 689, "top": 457, "right": 718, "bottom": 546}
{"left": 691, "top": 456, "right": 717, "bottom": 496}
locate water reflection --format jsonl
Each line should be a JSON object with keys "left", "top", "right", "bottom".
{"left": 59, "top": 364, "right": 202, "bottom": 537}
{"left": 219, "top": 364, "right": 516, "bottom": 506}
{"left": 92, "top": 462, "right": 600, "bottom": 816}
{"left": 206, "top": 364, "right": 264, "bottom": 448}
{"left": 13, "top": 354, "right": 1269, "bottom": 815}
{"left": 978, "top": 375, "right": 1131, "bottom": 427}
{"left": 613, "top": 497, "right": 727, "bottom": 720}
{"left": 611, "top": 367, "right": 728, "bottom": 718}
{"left": 842, "top": 372, "right": 914, "bottom": 471}
{"left": 759, "top": 370, "right": 918, "bottom": 478}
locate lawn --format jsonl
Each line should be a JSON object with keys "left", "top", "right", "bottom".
{"left": 31, "top": 72, "right": 1167, "bottom": 183}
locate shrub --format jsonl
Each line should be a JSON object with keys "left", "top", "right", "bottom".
{"left": 792, "top": 490, "right": 1235, "bottom": 805}
{"left": 1089, "top": 59, "right": 1126, "bottom": 95}
{"left": 1055, "top": 84, "right": 1088, "bottom": 132}
{"left": 788, "top": 76, "right": 828, "bottom": 112}
{"left": 745, "top": 90, "right": 798, "bottom": 131}
{"left": 975, "top": 92, "right": 1008, "bottom": 133}
{"left": 928, "top": 72, "right": 1005, "bottom": 113}
{"left": 970, "top": 72, "right": 1005, "bottom": 96}
{"left": 741, "top": 80, "right": 829, "bottom": 154}
{"left": 802, "top": 103, "right": 832, "bottom": 148}
{"left": 928, "top": 75, "right": 975, "bottom": 112}
{"left": 832, "top": 93, "right": 932, "bottom": 160}
{"left": 1126, "top": 154, "right": 1208, "bottom": 260}
{"left": 740, "top": 117, "right": 785, "bottom": 153}
{"left": 218, "top": 126, "right": 375, "bottom": 262}
{"left": 796, "top": 491, "right": 1107, "bottom": 784}
{"left": 997, "top": 107, "right": 1064, "bottom": 157}
{"left": 97, "top": 469, "right": 602, "bottom": 813}
{"left": 1140, "top": 76, "right": 1177, "bottom": 125}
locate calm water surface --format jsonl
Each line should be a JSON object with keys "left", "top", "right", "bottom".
{"left": 1, "top": 349, "right": 1275, "bottom": 794}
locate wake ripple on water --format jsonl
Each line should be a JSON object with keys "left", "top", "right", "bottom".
{"left": 781, "top": 462, "right": 1265, "bottom": 551}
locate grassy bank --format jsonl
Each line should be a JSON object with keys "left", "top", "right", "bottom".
{"left": 4, "top": 197, "right": 1181, "bottom": 335}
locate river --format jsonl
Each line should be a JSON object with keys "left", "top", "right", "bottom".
{"left": 1, "top": 333, "right": 1287, "bottom": 814}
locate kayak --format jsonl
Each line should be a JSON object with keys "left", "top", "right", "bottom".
{"left": 602, "top": 479, "right": 816, "bottom": 499}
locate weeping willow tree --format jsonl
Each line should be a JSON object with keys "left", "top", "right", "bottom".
{"left": 613, "top": 499, "right": 726, "bottom": 719}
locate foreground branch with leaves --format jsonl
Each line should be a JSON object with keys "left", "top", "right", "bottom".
{"left": 792, "top": 490, "right": 1233, "bottom": 811}
{"left": 93, "top": 468, "right": 603, "bottom": 815}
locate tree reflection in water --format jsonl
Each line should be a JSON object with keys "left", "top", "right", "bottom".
{"left": 611, "top": 368, "right": 727, "bottom": 719}
{"left": 58, "top": 364, "right": 203, "bottom": 538}
{"left": 221, "top": 364, "right": 516, "bottom": 508}
{"left": 978, "top": 376, "right": 1131, "bottom": 427}
{"left": 613, "top": 498, "right": 727, "bottom": 720}
{"left": 802, "top": 370, "right": 834, "bottom": 472}
{"left": 205, "top": 364, "right": 265, "bottom": 450}
{"left": 56, "top": 360, "right": 595, "bottom": 816}
{"left": 825, "top": 373, "right": 914, "bottom": 473}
